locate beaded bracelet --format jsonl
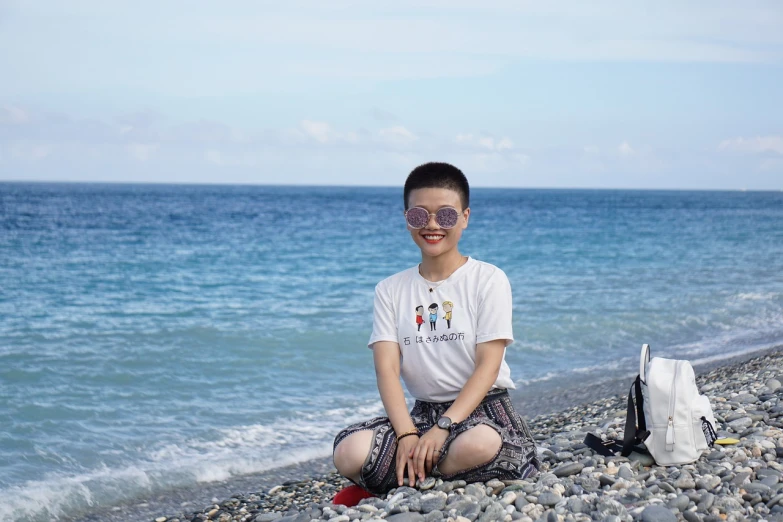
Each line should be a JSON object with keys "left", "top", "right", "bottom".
{"left": 395, "top": 429, "right": 420, "bottom": 442}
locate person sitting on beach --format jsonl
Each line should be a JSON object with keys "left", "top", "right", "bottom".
{"left": 332, "top": 162, "right": 540, "bottom": 501}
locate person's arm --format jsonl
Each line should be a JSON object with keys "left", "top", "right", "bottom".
{"left": 374, "top": 341, "right": 416, "bottom": 434}
{"left": 373, "top": 340, "right": 419, "bottom": 487}
{"left": 411, "top": 339, "right": 506, "bottom": 479}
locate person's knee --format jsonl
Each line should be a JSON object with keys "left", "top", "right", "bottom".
{"left": 333, "top": 431, "right": 372, "bottom": 479}
{"left": 442, "top": 425, "right": 502, "bottom": 473}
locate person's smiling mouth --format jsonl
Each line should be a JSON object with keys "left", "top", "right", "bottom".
{"left": 422, "top": 234, "right": 445, "bottom": 244}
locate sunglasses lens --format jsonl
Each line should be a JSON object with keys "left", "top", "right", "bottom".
{"left": 436, "top": 207, "right": 459, "bottom": 228}
{"left": 406, "top": 207, "right": 429, "bottom": 228}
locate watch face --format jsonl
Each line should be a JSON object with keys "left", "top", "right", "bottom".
{"left": 437, "top": 417, "right": 452, "bottom": 429}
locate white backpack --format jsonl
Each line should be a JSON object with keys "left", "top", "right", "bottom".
{"left": 638, "top": 344, "right": 718, "bottom": 465}
{"left": 585, "top": 344, "right": 718, "bottom": 465}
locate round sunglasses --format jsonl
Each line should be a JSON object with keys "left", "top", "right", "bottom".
{"left": 404, "top": 206, "right": 461, "bottom": 229}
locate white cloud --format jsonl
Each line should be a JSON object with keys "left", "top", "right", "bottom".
{"left": 3, "top": 142, "right": 51, "bottom": 162}
{"left": 127, "top": 143, "right": 156, "bottom": 162}
{"left": 300, "top": 120, "right": 337, "bottom": 144}
{"left": 719, "top": 136, "right": 783, "bottom": 155}
{"left": 378, "top": 126, "right": 417, "bottom": 145}
{"left": 760, "top": 158, "right": 783, "bottom": 171}
{"left": 371, "top": 107, "right": 398, "bottom": 122}
{"left": 618, "top": 141, "right": 635, "bottom": 156}
{"left": 456, "top": 134, "right": 515, "bottom": 152}
{"left": 0, "top": 105, "right": 29, "bottom": 124}
{"left": 169, "top": 120, "right": 241, "bottom": 144}
{"left": 186, "top": 3, "right": 782, "bottom": 64}
{"left": 295, "top": 120, "right": 360, "bottom": 144}
{"left": 205, "top": 149, "right": 222, "bottom": 165}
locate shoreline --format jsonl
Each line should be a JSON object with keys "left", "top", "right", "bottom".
{"left": 68, "top": 344, "right": 783, "bottom": 522}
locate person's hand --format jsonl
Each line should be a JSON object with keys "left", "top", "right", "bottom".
{"left": 412, "top": 426, "right": 449, "bottom": 481}
{"left": 396, "top": 434, "right": 420, "bottom": 487}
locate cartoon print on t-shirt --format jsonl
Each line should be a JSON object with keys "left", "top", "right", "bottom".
{"left": 428, "top": 303, "right": 438, "bottom": 331}
{"left": 415, "top": 305, "right": 424, "bottom": 331}
{"left": 442, "top": 301, "right": 454, "bottom": 328}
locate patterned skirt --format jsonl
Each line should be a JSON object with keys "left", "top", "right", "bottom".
{"left": 333, "top": 389, "right": 540, "bottom": 494}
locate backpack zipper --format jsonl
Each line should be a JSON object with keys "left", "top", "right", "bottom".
{"left": 665, "top": 361, "right": 680, "bottom": 451}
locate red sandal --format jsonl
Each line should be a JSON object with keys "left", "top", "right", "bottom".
{"left": 332, "top": 484, "right": 375, "bottom": 506}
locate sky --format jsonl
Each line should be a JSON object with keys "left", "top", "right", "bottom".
{"left": 0, "top": 1, "right": 782, "bottom": 189}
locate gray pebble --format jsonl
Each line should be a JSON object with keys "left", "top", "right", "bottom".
{"left": 696, "top": 475, "right": 721, "bottom": 491}
{"left": 553, "top": 462, "right": 584, "bottom": 477}
{"left": 596, "top": 498, "right": 628, "bottom": 519}
{"left": 486, "top": 478, "right": 505, "bottom": 495}
{"left": 732, "top": 472, "right": 751, "bottom": 486}
{"left": 580, "top": 477, "right": 600, "bottom": 492}
{"left": 478, "top": 502, "right": 506, "bottom": 522}
{"left": 640, "top": 505, "right": 677, "bottom": 522}
{"left": 734, "top": 393, "right": 759, "bottom": 404}
{"left": 768, "top": 493, "right": 783, "bottom": 508}
{"left": 628, "top": 451, "right": 655, "bottom": 467}
{"left": 464, "top": 484, "right": 486, "bottom": 500}
{"left": 675, "top": 471, "right": 696, "bottom": 490}
{"left": 460, "top": 502, "right": 481, "bottom": 521}
{"left": 423, "top": 510, "right": 443, "bottom": 522}
{"left": 281, "top": 515, "right": 309, "bottom": 522}
{"left": 420, "top": 495, "right": 446, "bottom": 514}
{"left": 706, "top": 450, "right": 723, "bottom": 461}
{"left": 728, "top": 417, "right": 753, "bottom": 430}
{"left": 417, "top": 477, "right": 436, "bottom": 491}
{"left": 537, "top": 490, "right": 562, "bottom": 507}
{"left": 668, "top": 494, "right": 689, "bottom": 511}
{"left": 255, "top": 514, "right": 283, "bottom": 522}
{"left": 683, "top": 511, "right": 701, "bottom": 522}
{"left": 599, "top": 474, "right": 616, "bottom": 487}
{"left": 744, "top": 482, "right": 771, "bottom": 495}
{"left": 697, "top": 492, "right": 715, "bottom": 512}
{"left": 386, "top": 513, "right": 425, "bottom": 522}
{"left": 566, "top": 497, "right": 589, "bottom": 513}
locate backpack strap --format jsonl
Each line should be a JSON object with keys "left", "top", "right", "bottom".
{"left": 621, "top": 375, "right": 650, "bottom": 456}
{"left": 583, "top": 375, "right": 651, "bottom": 458}
{"left": 583, "top": 432, "right": 623, "bottom": 456}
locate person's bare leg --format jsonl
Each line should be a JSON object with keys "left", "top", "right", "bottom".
{"left": 333, "top": 430, "right": 374, "bottom": 483}
{"left": 438, "top": 425, "right": 502, "bottom": 476}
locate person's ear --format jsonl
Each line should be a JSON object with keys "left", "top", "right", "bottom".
{"left": 462, "top": 208, "right": 470, "bottom": 228}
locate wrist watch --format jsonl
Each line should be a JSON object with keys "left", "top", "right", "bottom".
{"left": 437, "top": 416, "right": 453, "bottom": 430}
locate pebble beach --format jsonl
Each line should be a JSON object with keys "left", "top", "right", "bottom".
{"left": 143, "top": 348, "right": 783, "bottom": 522}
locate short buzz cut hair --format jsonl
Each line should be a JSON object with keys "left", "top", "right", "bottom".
{"left": 403, "top": 162, "right": 470, "bottom": 210}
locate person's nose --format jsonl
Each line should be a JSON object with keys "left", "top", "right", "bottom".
{"left": 424, "top": 213, "right": 439, "bottom": 229}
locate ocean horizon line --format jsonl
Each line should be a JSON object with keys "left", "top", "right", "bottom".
{"left": 0, "top": 179, "right": 779, "bottom": 193}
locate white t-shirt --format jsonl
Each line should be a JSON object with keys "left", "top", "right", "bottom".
{"left": 368, "top": 257, "right": 516, "bottom": 402}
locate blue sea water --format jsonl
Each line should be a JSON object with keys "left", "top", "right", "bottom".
{"left": 1, "top": 183, "right": 782, "bottom": 521}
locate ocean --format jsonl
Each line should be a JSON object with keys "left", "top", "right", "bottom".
{"left": 1, "top": 183, "right": 782, "bottom": 521}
